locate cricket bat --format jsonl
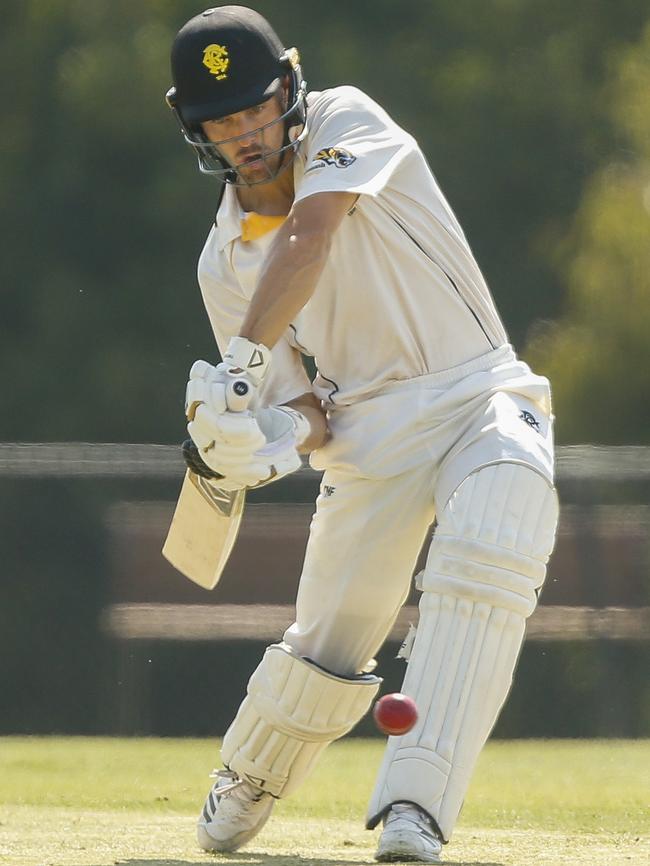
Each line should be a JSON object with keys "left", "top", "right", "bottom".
{"left": 163, "top": 375, "right": 253, "bottom": 588}
{"left": 162, "top": 470, "right": 246, "bottom": 590}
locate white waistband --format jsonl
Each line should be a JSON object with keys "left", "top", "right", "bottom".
{"left": 377, "top": 344, "right": 516, "bottom": 395}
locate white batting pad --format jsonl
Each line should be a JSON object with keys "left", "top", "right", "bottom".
{"left": 222, "top": 642, "right": 381, "bottom": 798}
{"left": 367, "top": 463, "right": 558, "bottom": 841}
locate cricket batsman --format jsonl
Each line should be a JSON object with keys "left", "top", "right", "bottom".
{"left": 166, "top": 6, "right": 558, "bottom": 862}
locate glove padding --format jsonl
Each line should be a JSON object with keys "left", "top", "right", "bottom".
{"left": 185, "top": 359, "right": 259, "bottom": 420}
{"left": 183, "top": 338, "right": 306, "bottom": 490}
{"left": 183, "top": 405, "right": 308, "bottom": 491}
{"left": 188, "top": 400, "right": 268, "bottom": 484}
{"left": 185, "top": 337, "right": 272, "bottom": 420}
{"left": 253, "top": 405, "right": 308, "bottom": 485}
{"left": 185, "top": 356, "right": 267, "bottom": 486}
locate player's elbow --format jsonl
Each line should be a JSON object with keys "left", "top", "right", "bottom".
{"left": 283, "top": 222, "right": 333, "bottom": 273}
{"left": 282, "top": 190, "right": 356, "bottom": 272}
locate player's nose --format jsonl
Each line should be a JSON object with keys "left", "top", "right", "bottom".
{"left": 235, "top": 130, "right": 263, "bottom": 158}
{"left": 227, "top": 113, "right": 259, "bottom": 141}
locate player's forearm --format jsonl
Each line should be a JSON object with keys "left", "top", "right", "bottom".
{"left": 286, "top": 392, "right": 329, "bottom": 453}
{"left": 239, "top": 220, "right": 331, "bottom": 349}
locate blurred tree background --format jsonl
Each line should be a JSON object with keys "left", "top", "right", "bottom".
{"left": 2, "top": 0, "right": 649, "bottom": 740}
{"left": 1, "top": 0, "right": 649, "bottom": 444}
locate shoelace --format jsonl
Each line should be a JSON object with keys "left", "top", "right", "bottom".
{"left": 386, "top": 805, "right": 441, "bottom": 844}
{"left": 209, "top": 769, "right": 266, "bottom": 805}
{"left": 208, "top": 768, "right": 244, "bottom": 797}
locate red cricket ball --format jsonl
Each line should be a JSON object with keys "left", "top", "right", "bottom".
{"left": 373, "top": 693, "right": 418, "bottom": 735}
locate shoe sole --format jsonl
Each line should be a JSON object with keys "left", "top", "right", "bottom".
{"left": 376, "top": 831, "right": 442, "bottom": 864}
{"left": 376, "top": 851, "right": 442, "bottom": 864}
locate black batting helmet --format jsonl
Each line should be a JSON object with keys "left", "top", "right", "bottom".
{"left": 166, "top": 6, "right": 307, "bottom": 183}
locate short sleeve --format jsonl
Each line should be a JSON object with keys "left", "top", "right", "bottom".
{"left": 294, "top": 86, "right": 415, "bottom": 203}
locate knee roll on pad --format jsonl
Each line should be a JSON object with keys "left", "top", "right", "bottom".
{"left": 222, "top": 642, "right": 381, "bottom": 798}
{"left": 367, "top": 463, "right": 558, "bottom": 841}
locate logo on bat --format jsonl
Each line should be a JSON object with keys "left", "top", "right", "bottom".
{"left": 309, "top": 147, "right": 356, "bottom": 170}
{"left": 203, "top": 44, "right": 229, "bottom": 80}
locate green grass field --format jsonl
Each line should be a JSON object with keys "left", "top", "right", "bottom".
{"left": 0, "top": 737, "right": 647, "bottom": 866}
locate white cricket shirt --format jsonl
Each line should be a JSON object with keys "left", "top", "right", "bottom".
{"left": 198, "top": 85, "right": 510, "bottom": 409}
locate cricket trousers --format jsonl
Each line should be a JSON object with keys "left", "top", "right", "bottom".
{"left": 223, "top": 350, "right": 558, "bottom": 842}
{"left": 284, "top": 359, "right": 557, "bottom": 676}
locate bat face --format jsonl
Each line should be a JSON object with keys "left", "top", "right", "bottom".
{"left": 191, "top": 472, "right": 240, "bottom": 516}
{"left": 162, "top": 471, "right": 246, "bottom": 589}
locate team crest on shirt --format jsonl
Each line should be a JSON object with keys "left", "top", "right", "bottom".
{"left": 202, "top": 44, "right": 229, "bottom": 80}
{"left": 308, "top": 147, "right": 356, "bottom": 170}
{"left": 519, "top": 409, "right": 541, "bottom": 432}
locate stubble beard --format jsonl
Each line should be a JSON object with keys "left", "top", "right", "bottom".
{"left": 237, "top": 147, "right": 286, "bottom": 185}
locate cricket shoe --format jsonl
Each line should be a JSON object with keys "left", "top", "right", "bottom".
{"left": 375, "top": 803, "right": 443, "bottom": 863}
{"left": 197, "top": 769, "right": 275, "bottom": 853}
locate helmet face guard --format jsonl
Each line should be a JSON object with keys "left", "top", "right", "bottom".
{"left": 166, "top": 52, "right": 307, "bottom": 186}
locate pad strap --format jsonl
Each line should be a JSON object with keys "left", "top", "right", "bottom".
{"left": 222, "top": 643, "right": 381, "bottom": 797}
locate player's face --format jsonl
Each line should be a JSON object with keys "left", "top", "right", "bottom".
{"left": 201, "top": 94, "right": 287, "bottom": 183}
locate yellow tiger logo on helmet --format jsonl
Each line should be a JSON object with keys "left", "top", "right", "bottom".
{"left": 202, "top": 44, "right": 229, "bottom": 80}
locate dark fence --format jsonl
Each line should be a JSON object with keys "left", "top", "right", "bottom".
{"left": 0, "top": 444, "right": 648, "bottom": 737}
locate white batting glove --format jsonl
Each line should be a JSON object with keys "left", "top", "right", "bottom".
{"left": 205, "top": 405, "right": 310, "bottom": 489}
{"left": 252, "top": 405, "right": 312, "bottom": 486}
{"left": 188, "top": 406, "right": 267, "bottom": 482}
{"left": 186, "top": 404, "right": 311, "bottom": 491}
{"left": 185, "top": 337, "right": 272, "bottom": 481}
{"left": 183, "top": 337, "right": 309, "bottom": 489}
{"left": 185, "top": 337, "right": 272, "bottom": 421}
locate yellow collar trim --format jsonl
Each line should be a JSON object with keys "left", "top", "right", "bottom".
{"left": 240, "top": 212, "right": 285, "bottom": 243}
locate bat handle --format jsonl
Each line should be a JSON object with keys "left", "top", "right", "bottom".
{"left": 225, "top": 378, "right": 253, "bottom": 412}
